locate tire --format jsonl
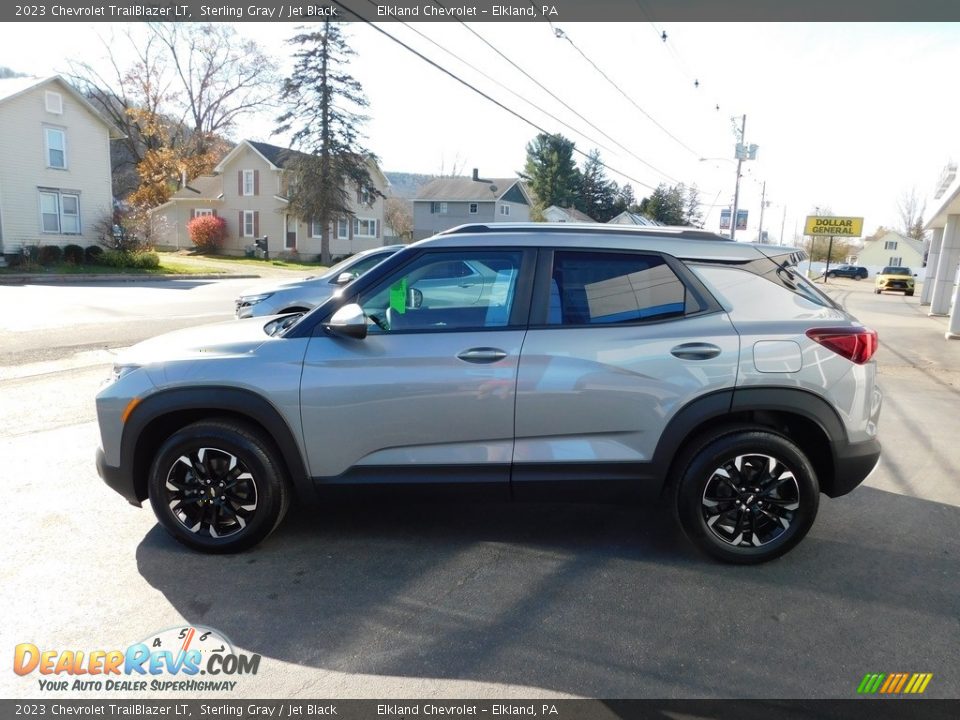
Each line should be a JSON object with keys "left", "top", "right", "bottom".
{"left": 905, "top": 291, "right": 914, "bottom": 297}
{"left": 854, "top": 275, "right": 862, "bottom": 281}
{"left": 673, "top": 428, "right": 820, "bottom": 564}
{"left": 147, "top": 419, "right": 291, "bottom": 553}
{"left": 875, "top": 289, "right": 881, "bottom": 294}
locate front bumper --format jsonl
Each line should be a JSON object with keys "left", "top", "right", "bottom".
{"left": 827, "top": 436, "right": 882, "bottom": 497}
{"left": 96, "top": 446, "right": 141, "bottom": 507}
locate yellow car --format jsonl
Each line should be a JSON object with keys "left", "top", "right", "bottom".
{"left": 875, "top": 266, "right": 915, "bottom": 296}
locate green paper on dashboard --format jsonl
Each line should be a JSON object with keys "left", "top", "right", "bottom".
{"left": 389, "top": 278, "right": 408, "bottom": 314}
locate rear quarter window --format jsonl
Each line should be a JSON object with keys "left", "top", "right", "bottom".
{"left": 689, "top": 264, "right": 840, "bottom": 321}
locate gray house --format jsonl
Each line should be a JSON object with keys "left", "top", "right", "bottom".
{"left": 413, "top": 169, "right": 531, "bottom": 240}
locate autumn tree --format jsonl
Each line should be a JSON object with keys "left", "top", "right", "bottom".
{"left": 524, "top": 133, "right": 580, "bottom": 214}
{"left": 69, "top": 24, "right": 277, "bottom": 202}
{"left": 275, "top": 21, "right": 380, "bottom": 265}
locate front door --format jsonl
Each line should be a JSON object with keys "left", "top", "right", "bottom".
{"left": 299, "top": 247, "right": 533, "bottom": 496}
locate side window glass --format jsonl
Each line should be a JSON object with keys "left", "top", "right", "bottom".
{"left": 358, "top": 251, "right": 523, "bottom": 333}
{"left": 549, "top": 251, "right": 688, "bottom": 325}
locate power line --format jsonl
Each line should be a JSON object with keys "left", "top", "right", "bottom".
{"left": 438, "top": 5, "right": 679, "bottom": 184}
{"left": 383, "top": 15, "right": 622, "bottom": 159}
{"left": 330, "top": 0, "right": 660, "bottom": 191}
{"left": 552, "top": 25, "right": 702, "bottom": 158}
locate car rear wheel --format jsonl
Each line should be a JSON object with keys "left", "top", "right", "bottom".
{"left": 147, "top": 419, "right": 291, "bottom": 553}
{"left": 673, "top": 428, "right": 819, "bottom": 564}
{"left": 905, "top": 291, "right": 914, "bottom": 296}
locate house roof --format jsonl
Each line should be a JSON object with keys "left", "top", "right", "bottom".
{"left": 863, "top": 230, "right": 923, "bottom": 254}
{"left": 0, "top": 75, "right": 125, "bottom": 139}
{"left": 415, "top": 176, "right": 525, "bottom": 203}
{"left": 214, "top": 139, "right": 389, "bottom": 187}
{"left": 544, "top": 205, "right": 597, "bottom": 223}
{"left": 170, "top": 175, "right": 223, "bottom": 200}
{"left": 607, "top": 211, "right": 662, "bottom": 226}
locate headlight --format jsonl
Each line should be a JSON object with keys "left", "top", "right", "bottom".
{"left": 238, "top": 293, "right": 273, "bottom": 306}
{"left": 110, "top": 363, "right": 141, "bottom": 383}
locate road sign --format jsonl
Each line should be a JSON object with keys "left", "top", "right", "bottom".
{"left": 804, "top": 216, "right": 864, "bottom": 237}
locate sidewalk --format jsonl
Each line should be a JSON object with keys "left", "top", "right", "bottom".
{"left": 0, "top": 271, "right": 260, "bottom": 285}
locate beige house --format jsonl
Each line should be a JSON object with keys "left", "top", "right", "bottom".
{"left": 152, "top": 140, "right": 388, "bottom": 258}
{"left": 0, "top": 75, "right": 120, "bottom": 259}
{"left": 851, "top": 230, "right": 924, "bottom": 274}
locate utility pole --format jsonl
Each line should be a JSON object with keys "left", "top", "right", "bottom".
{"left": 757, "top": 180, "right": 767, "bottom": 243}
{"left": 779, "top": 205, "right": 787, "bottom": 246}
{"left": 730, "top": 114, "right": 746, "bottom": 241}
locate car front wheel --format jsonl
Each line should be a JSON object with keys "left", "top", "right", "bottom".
{"left": 673, "top": 428, "right": 820, "bottom": 564}
{"left": 147, "top": 419, "right": 291, "bottom": 553}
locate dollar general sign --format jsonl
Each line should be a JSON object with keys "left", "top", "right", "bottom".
{"left": 804, "top": 216, "right": 864, "bottom": 237}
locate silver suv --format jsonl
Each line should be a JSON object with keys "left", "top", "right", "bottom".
{"left": 235, "top": 245, "right": 402, "bottom": 318}
{"left": 95, "top": 224, "right": 882, "bottom": 563}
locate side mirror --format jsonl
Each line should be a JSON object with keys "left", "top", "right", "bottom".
{"left": 323, "top": 303, "right": 367, "bottom": 339}
{"left": 335, "top": 271, "right": 357, "bottom": 285}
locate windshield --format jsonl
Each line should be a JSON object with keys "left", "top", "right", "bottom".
{"left": 881, "top": 267, "right": 911, "bottom": 275}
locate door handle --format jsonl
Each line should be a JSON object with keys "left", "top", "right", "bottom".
{"left": 670, "top": 342, "right": 722, "bottom": 360}
{"left": 457, "top": 347, "right": 508, "bottom": 363}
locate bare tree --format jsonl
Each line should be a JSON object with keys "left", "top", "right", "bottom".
{"left": 68, "top": 24, "right": 278, "bottom": 203}
{"left": 385, "top": 198, "right": 413, "bottom": 242}
{"left": 897, "top": 187, "right": 926, "bottom": 241}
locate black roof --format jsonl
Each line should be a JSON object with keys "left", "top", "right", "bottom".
{"left": 247, "top": 140, "right": 308, "bottom": 169}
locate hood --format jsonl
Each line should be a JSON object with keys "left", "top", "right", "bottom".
{"left": 118, "top": 318, "right": 278, "bottom": 366}
{"left": 237, "top": 276, "right": 322, "bottom": 297}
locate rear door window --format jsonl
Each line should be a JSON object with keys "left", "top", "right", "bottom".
{"left": 548, "top": 251, "right": 694, "bottom": 325}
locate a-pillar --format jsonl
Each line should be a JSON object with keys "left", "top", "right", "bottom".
{"left": 920, "top": 227, "right": 944, "bottom": 305}
{"left": 929, "top": 214, "right": 960, "bottom": 316}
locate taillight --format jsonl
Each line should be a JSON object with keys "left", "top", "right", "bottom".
{"left": 805, "top": 327, "right": 878, "bottom": 364}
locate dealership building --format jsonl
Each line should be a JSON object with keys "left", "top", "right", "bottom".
{"left": 922, "top": 163, "right": 960, "bottom": 339}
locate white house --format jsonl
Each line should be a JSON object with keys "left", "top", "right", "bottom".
{"left": 852, "top": 230, "right": 924, "bottom": 275}
{"left": 0, "top": 76, "right": 121, "bottom": 261}
{"left": 543, "top": 205, "right": 597, "bottom": 223}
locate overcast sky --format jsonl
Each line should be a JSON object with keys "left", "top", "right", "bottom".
{"left": 4, "top": 21, "right": 959, "bottom": 242}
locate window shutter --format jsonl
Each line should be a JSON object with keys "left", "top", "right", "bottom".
{"left": 239, "top": 211, "right": 244, "bottom": 237}
{"left": 190, "top": 209, "right": 196, "bottom": 220}
{"left": 253, "top": 211, "right": 260, "bottom": 238}
{"left": 376, "top": 219, "right": 380, "bottom": 239}
{"left": 212, "top": 209, "right": 217, "bottom": 217}
{"left": 238, "top": 171, "right": 243, "bottom": 195}
{"left": 254, "top": 170, "right": 260, "bottom": 196}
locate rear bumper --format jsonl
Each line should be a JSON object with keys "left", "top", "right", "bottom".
{"left": 828, "top": 436, "right": 881, "bottom": 497}
{"left": 96, "top": 446, "right": 141, "bottom": 507}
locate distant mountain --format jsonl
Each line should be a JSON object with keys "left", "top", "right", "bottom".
{"left": 385, "top": 172, "right": 436, "bottom": 199}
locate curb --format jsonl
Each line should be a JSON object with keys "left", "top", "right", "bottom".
{"left": 0, "top": 273, "right": 262, "bottom": 285}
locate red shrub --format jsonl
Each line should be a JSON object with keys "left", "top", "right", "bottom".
{"left": 187, "top": 215, "right": 227, "bottom": 253}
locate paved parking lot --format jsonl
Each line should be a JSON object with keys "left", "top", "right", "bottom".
{"left": 2, "top": 277, "right": 958, "bottom": 699}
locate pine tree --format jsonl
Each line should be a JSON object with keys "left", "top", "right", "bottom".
{"left": 275, "top": 21, "right": 380, "bottom": 264}
{"left": 576, "top": 149, "right": 619, "bottom": 222}
{"left": 523, "top": 134, "right": 580, "bottom": 214}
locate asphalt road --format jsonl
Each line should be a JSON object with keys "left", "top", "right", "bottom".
{"left": 2, "top": 277, "right": 958, "bottom": 700}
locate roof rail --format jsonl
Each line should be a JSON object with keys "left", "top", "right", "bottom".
{"left": 436, "top": 222, "right": 732, "bottom": 242}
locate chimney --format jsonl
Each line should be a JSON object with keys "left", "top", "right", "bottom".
{"left": 181, "top": 169, "right": 188, "bottom": 188}
{"left": 472, "top": 168, "right": 479, "bottom": 181}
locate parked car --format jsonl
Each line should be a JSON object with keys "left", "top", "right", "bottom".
{"left": 96, "top": 223, "right": 882, "bottom": 564}
{"left": 826, "top": 265, "right": 868, "bottom": 280}
{"left": 874, "top": 266, "right": 916, "bottom": 296}
{"left": 234, "top": 245, "right": 403, "bottom": 318}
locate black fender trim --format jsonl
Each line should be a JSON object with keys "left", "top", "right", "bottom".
{"left": 650, "top": 389, "right": 735, "bottom": 481}
{"left": 728, "top": 387, "right": 848, "bottom": 444}
{"left": 120, "top": 387, "right": 310, "bottom": 502}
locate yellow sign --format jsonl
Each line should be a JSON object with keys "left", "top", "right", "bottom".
{"left": 804, "top": 216, "right": 864, "bottom": 237}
